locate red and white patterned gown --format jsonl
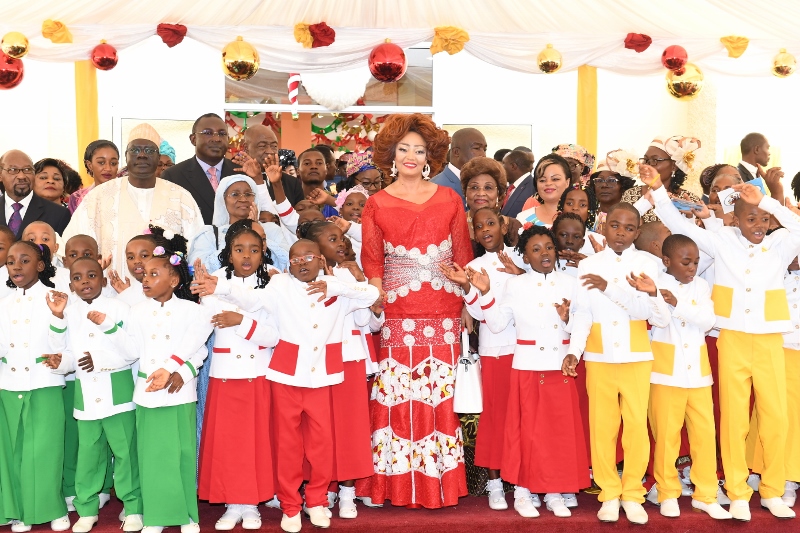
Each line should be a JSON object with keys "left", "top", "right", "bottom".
{"left": 356, "top": 185, "right": 472, "bottom": 508}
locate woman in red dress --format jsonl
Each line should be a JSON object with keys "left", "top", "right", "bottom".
{"left": 357, "top": 114, "right": 472, "bottom": 508}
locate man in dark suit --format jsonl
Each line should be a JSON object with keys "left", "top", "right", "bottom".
{"left": 737, "top": 132, "right": 770, "bottom": 183}
{"left": 431, "top": 127, "right": 487, "bottom": 207}
{"left": 239, "top": 124, "right": 304, "bottom": 206}
{"left": 500, "top": 149, "right": 535, "bottom": 218}
{"left": 0, "top": 149, "right": 70, "bottom": 237}
{"left": 161, "top": 113, "right": 237, "bottom": 224}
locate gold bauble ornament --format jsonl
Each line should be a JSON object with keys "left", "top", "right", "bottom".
{"left": 537, "top": 44, "right": 562, "bottom": 74}
{"left": 665, "top": 63, "right": 704, "bottom": 100}
{"left": 222, "top": 36, "right": 260, "bottom": 81}
{"left": 1, "top": 32, "right": 29, "bottom": 59}
{"left": 772, "top": 48, "right": 796, "bottom": 78}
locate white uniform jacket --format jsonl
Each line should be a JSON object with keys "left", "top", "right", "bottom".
{"left": 783, "top": 270, "right": 800, "bottom": 349}
{"left": 332, "top": 266, "right": 384, "bottom": 364}
{"left": 649, "top": 272, "right": 716, "bottom": 388}
{"left": 214, "top": 272, "right": 379, "bottom": 388}
{"left": 48, "top": 295, "right": 138, "bottom": 419}
{"left": 480, "top": 269, "right": 576, "bottom": 371}
{"left": 556, "top": 232, "right": 605, "bottom": 278}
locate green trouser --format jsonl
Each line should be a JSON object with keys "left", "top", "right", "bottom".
{"left": 0, "top": 387, "right": 67, "bottom": 525}
{"left": 62, "top": 381, "right": 78, "bottom": 498}
{"left": 75, "top": 411, "right": 142, "bottom": 516}
{"left": 136, "top": 403, "right": 198, "bottom": 527}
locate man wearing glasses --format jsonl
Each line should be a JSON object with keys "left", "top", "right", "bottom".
{"left": 162, "top": 113, "right": 238, "bottom": 225}
{"left": 0, "top": 150, "right": 71, "bottom": 237}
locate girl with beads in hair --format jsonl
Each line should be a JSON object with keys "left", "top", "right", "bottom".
{"left": 128, "top": 233, "right": 214, "bottom": 533}
{"left": 196, "top": 219, "right": 276, "bottom": 530}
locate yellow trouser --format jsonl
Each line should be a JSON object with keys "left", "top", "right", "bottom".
{"left": 718, "top": 330, "right": 788, "bottom": 500}
{"left": 586, "top": 360, "right": 652, "bottom": 503}
{"left": 648, "top": 384, "right": 717, "bottom": 503}
{"left": 747, "top": 347, "right": 800, "bottom": 483}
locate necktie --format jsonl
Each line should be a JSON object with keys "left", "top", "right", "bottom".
{"left": 8, "top": 202, "right": 22, "bottom": 236}
{"left": 503, "top": 183, "right": 516, "bottom": 207}
{"left": 208, "top": 166, "right": 219, "bottom": 192}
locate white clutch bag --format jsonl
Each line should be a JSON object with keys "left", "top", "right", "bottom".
{"left": 453, "top": 328, "right": 483, "bottom": 413}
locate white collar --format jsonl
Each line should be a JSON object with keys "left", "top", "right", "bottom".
{"left": 4, "top": 191, "right": 33, "bottom": 210}
{"left": 512, "top": 172, "right": 530, "bottom": 189}
{"left": 739, "top": 160, "right": 758, "bottom": 176}
{"left": 196, "top": 156, "right": 224, "bottom": 176}
{"left": 447, "top": 162, "right": 461, "bottom": 178}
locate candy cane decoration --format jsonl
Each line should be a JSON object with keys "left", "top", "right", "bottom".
{"left": 288, "top": 73, "right": 301, "bottom": 120}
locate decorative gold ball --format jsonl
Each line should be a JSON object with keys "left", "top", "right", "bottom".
{"left": 772, "top": 48, "right": 796, "bottom": 78}
{"left": 222, "top": 36, "right": 260, "bottom": 81}
{"left": 537, "top": 44, "right": 562, "bottom": 74}
{"left": 1, "top": 32, "right": 29, "bottom": 59}
{"left": 666, "top": 62, "right": 704, "bottom": 100}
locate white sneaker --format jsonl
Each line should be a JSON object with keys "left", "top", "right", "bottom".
{"left": 620, "top": 500, "right": 648, "bottom": 524}
{"left": 645, "top": 484, "right": 660, "bottom": 506}
{"left": 118, "top": 511, "right": 126, "bottom": 522}
{"left": 10, "top": 521, "right": 31, "bottom": 533}
{"left": 51, "top": 515, "right": 71, "bottom": 531}
{"left": 356, "top": 496, "right": 383, "bottom": 508}
{"left": 71, "top": 516, "right": 97, "bottom": 533}
{"left": 122, "top": 514, "right": 143, "bottom": 532}
{"left": 717, "top": 484, "right": 732, "bottom": 506}
{"left": 659, "top": 498, "right": 680, "bottom": 517}
{"left": 513, "top": 496, "right": 540, "bottom": 518}
{"left": 265, "top": 495, "right": 281, "bottom": 509}
{"left": 65, "top": 496, "right": 76, "bottom": 513}
{"left": 241, "top": 505, "right": 261, "bottom": 530}
{"left": 97, "top": 493, "right": 110, "bottom": 509}
{"left": 597, "top": 499, "right": 620, "bottom": 522}
{"left": 530, "top": 493, "right": 541, "bottom": 507}
{"left": 784, "top": 481, "right": 799, "bottom": 507}
{"left": 141, "top": 527, "right": 164, "bottom": 533}
{"left": 303, "top": 503, "right": 332, "bottom": 519}
{"left": 761, "top": 496, "right": 796, "bottom": 518}
{"left": 180, "top": 520, "right": 200, "bottom": 533}
{"left": 747, "top": 473, "right": 761, "bottom": 493}
{"left": 338, "top": 497, "right": 357, "bottom": 519}
{"left": 306, "top": 506, "right": 330, "bottom": 528}
{"left": 544, "top": 494, "right": 571, "bottom": 517}
{"left": 215, "top": 505, "right": 243, "bottom": 530}
{"left": 729, "top": 499, "right": 751, "bottom": 521}
{"left": 562, "top": 493, "right": 578, "bottom": 508}
{"left": 691, "top": 500, "right": 732, "bottom": 519}
{"left": 280, "top": 514, "right": 301, "bottom": 533}
{"left": 327, "top": 491, "right": 337, "bottom": 509}
{"left": 488, "top": 488, "right": 508, "bottom": 510}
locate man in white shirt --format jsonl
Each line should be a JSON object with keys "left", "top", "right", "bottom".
{"left": 500, "top": 149, "right": 535, "bottom": 218}
{"left": 432, "top": 128, "right": 487, "bottom": 207}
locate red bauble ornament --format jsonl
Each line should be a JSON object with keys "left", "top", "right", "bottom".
{"left": 91, "top": 41, "right": 118, "bottom": 71}
{"left": 0, "top": 51, "right": 23, "bottom": 89}
{"left": 661, "top": 45, "right": 688, "bottom": 72}
{"left": 369, "top": 42, "right": 407, "bottom": 83}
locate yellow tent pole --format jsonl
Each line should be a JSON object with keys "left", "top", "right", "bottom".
{"left": 577, "top": 65, "right": 598, "bottom": 162}
{"left": 74, "top": 60, "right": 99, "bottom": 186}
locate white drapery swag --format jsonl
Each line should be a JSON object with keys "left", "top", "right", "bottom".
{"left": 1, "top": 0, "right": 799, "bottom": 77}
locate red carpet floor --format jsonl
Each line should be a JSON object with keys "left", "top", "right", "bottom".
{"left": 21, "top": 492, "right": 796, "bottom": 532}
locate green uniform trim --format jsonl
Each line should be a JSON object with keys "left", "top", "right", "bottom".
{"left": 35, "top": 356, "right": 47, "bottom": 364}
{"left": 49, "top": 324, "right": 67, "bottom": 333}
{"left": 103, "top": 321, "right": 124, "bottom": 335}
{"left": 0, "top": 357, "right": 5, "bottom": 363}
{"left": 184, "top": 361, "right": 197, "bottom": 378}
{"left": 137, "top": 371, "right": 147, "bottom": 379}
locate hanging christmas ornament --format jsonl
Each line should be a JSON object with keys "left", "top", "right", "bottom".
{"left": 0, "top": 51, "right": 24, "bottom": 90}
{"left": 91, "top": 41, "right": 118, "bottom": 71}
{"left": 288, "top": 73, "right": 301, "bottom": 120}
{"left": 537, "top": 44, "right": 562, "bottom": 74}
{"left": 772, "top": 48, "right": 796, "bottom": 78}
{"left": 661, "top": 45, "right": 688, "bottom": 71}
{"left": 1, "top": 32, "right": 29, "bottom": 59}
{"left": 666, "top": 63, "right": 704, "bottom": 100}
{"left": 222, "top": 36, "right": 260, "bottom": 81}
{"left": 368, "top": 40, "right": 407, "bottom": 82}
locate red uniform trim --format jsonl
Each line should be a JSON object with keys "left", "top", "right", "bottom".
{"left": 562, "top": 339, "right": 571, "bottom": 344}
{"left": 351, "top": 329, "right": 361, "bottom": 335}
{"left": 278, "top": 206, "right": 294, "bottom": 217}
{"left": 324, "top": 296, "right": 338, "bottom": 307}
{"left": 480, "top": 298, "right": 495, "bottom": 310}
{"left": 465, "top": 292, "right": 479, "bottom": 305}
{"left": 170, "top": 354, "right": 185, "bottom": 365}
{"left": 212, "top": 347, "right": 231, "bottom": 353}
{"left": 245, "top": 320, "right": 257, "bottom": 340}
{"left": 517, "top": 339, "right": 536, "bottom": 345}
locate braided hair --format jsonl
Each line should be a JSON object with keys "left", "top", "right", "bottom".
{"left": 150, "top": 230, "right": 196, "bottom": 303}
{"left": 219, "top": 219, "right": 271, "bottom": 288}
{"left": 471, "top": 207, "right": 509, "bottom": 257}
{"left": 298, "top": 219, "right": 334, "bottom": 242}
{"left": 557, "top": 183, "right": 599, "bottom": 231}
{"left": 6, "top": 241, "right": 56, "bottom": 288}
{"left": 514, "top": 224, "right": 560, "bottom": 271}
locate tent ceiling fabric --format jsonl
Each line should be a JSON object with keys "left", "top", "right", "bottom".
{"left": 1, "top": 0, "right": 798, "bottom": 76}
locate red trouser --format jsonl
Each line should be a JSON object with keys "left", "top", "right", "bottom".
{"left": 271, "top": 382, "right": 333, "bottom": 517}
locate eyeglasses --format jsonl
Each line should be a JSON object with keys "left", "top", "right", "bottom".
{"left": 639, "top": 157, "right": 671, "bottom": 166}
{"left": 289, "top": 254, "right": 321, "bottom": 266}
{"left": 127, "top": 147, "right": 159, "bottom": 155}
{"left": 357, "top": 178, "right": 385, "bottom": 190}
{"left": 226, "top": 191, "right": 256, "bottom": 200}
{"left": 1, "top": 167, "right": 35, "bottom": 175}
{"left": 157, "top": 161, "right": 174, "bottom": 168}
{"left": 467, "top": 185, "right": 498, "bottom": 193}
{"left": 196, "top": 130, "right": 228, "bottom": 139}
{"left": 593, "top": 177, "right": 620, "bottom": 185}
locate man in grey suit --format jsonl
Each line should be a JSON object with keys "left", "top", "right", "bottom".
{"left": 431, "top": 127, "right": 487, "bottom": 207}
{"left": 500, "top": 149, "right": 535, "bottom": 218}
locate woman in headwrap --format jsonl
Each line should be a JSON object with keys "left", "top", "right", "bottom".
{"left": 552, "top": 144, "right": 596, "bottom": 185}
{"left": 621, "top": 135, "right": 702, "bottom": 224}
{"left": 342, "top": 151, "right": 385, "bottom": 195}
{"left": 156, "top": 140, "right": 176, "bottom": 178}
{"left": 590, "top": 149, "right": 638, "bottom": 232}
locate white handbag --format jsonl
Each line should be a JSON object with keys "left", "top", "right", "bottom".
{"left": 453, "top": 328, "right": 483, "bottom": 413}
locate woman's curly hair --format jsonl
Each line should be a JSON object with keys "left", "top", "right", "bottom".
{"left": 372, "top": 114, "right": 450, "bottom": 178}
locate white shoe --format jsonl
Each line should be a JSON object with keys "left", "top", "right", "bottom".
{"left": 784, "top": 481, "right": 799, "bottom": 507}
{"left": 303, "top": 503, "right": 332, "bottom": 519}
{"left": 306, "top": 506, "right": 330, "bottom": 528}
{"left": 122, "top": 514, "right": 143, "bottom": 532}
{"left": 659, "top": 498, "right": 680, "bottom": 517}
{"left": 265, "top": 495, "right": 281, "bottom": 509}
{"left": 180, "top": 521, "right": 200, "bottom": 533}
{"left": 51, "top": 516, "right": 71, "bottom": 532}
{"left": 513, "top": 496, "right": 540, "bottom": 518}
{"left": 71, "top": 516, "right": 97, "bottom": 533}
{"left": 338, "top": 497, "right": 357, "bottom": 519}
{"left": 240, "top": 505, "right": 260, "bottom": 530}
{"left": 488, "top": 488, "right": 508, "bottom": 510}
{"left": 327, "top": 491, "right": 337, "bottom": 509}
{"left": 141, "top": 527, "right": 164, "bottom": 533}
{"left": 620, "top": 500, "right": 649, "bottom": 524}
{"left": 562, "top": 493, "right": 578, "bottom": 508}
{"left": 65, "top": 496, "right": 76, "bottom": 513}
{"left": 645, "top": 484, "right": 660, "bottom": 506}
{"left": 530, "top": 493, "right": 541, "bottom": 507}
{"left": 280, "top": 514, "right": 301, "bottom": 533}
{"left": 729, "top": 499, "right": 751, "bottom": 521}
{"left": 692, "top": 500, "right": 732, "bottom": 519}
{"left": 97, "top": 493, "right": 110, "bottom": 510}
{"left": 747, "top": 473, "right": 761, "bottom": 493}
{"left": 544, "top": 494, "right": 571, "bottom": 517}
{"left": 118, "top": 511, "right": 126, "bottom": 522}
{"left": 597, "top": 498, "right": 620, "bottom": 522}
{"left": 356, "top": 496, "right": 383, "bottom": 508}
{"left": 717, "top": 484, "right": 732, "bottom": 506}
{"left": 10, "top": 521, "right": 31, "bottom": 533}
{"left": 215, "top": 505, "right": 243, "bottom": 530}
{"left": 761, "top": 496, "right": 796, "bottom": 518}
